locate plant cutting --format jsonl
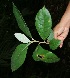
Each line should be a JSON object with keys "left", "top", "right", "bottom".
{"left": 11, "top": 3, "right": 61, "bottom": 72}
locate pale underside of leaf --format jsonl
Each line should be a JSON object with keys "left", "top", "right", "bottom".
{"left": 14, "top": 33, "right": 31, "bottom": 43}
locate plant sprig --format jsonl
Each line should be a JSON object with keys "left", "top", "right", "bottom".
{"left": 11, "top": 3, "right": 61, "bottom": 72}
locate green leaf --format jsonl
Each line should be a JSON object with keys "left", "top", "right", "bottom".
{"left": 11, "top": 43, "right": 29, "bottom": 72}
{"left": 32, "top": 45, "right": 60, "bottom": 63}
{"left": 49, "top": 38, "right": 61, "bottom": 50}
{"left": 35, "top": 6, "right": 52, "bottom": 40}
{"left": 13, "top": 3, "right": 32, "bottom": 38}
{"left": 47, "top": 29, "right": 54, "bottom": 41}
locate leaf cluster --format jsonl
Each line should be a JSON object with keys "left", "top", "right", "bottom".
{"left": 11, "top": 3, "right": 61, "bottom": 72}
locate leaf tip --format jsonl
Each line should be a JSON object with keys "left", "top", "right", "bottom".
{"left": 11, "top": 68, "right": 15, "bottom": 72}
{"left": 12, "top": 2, "right": 15, "bottom": 7}
{"left": 11, "top": 67, "right": 17, "bottom": 72}
{"left": 43, "top": 5, "right": 46, "bottom": 8}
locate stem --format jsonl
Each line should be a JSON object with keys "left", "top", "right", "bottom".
{"left": 30, "top": 39, "right": 49, "bottom": 44}
{"left": 30, "top": 40, "right": 39, "bottom": 43}
{"left": 39, "top": 41, "right": 49, "bottom": 44}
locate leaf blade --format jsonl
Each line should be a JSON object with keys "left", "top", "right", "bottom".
{"left": 47, "top": 29, "right": 54, "bottom": 41}
{"left": 13, "top": 3, "right": 32, "bottom": 38}
{"left": 11, "top": 43, "right": 29, "bottom": 72}
{"left": 49, "top": 38, "right": 61, "bottom": 50}
{"left": 35, "top": 6, "right": 52, "bottom": 40}
{"left": 32, "top": 45, "right": 60, "bottom": 63}
{"left": 14, "top": 33, "right": 31, "bottom": 43}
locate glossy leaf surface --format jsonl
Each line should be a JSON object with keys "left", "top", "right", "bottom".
{"left": 32, "top": 45, "right": 60, "bottom": 63}
{"left": 35, "top": 6, "right": 52, "bottom": 40}
{"left": 11, "top": 44, "right": 29, "bottom": 72}
{"left": 49, "top": 38, "right": 61, "bottom": 50}
{"left": 14, "top": 33, "right": 31, "bottom": 43}
{"left": 13, "top": 3, "right": 32, "bottom": 38}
